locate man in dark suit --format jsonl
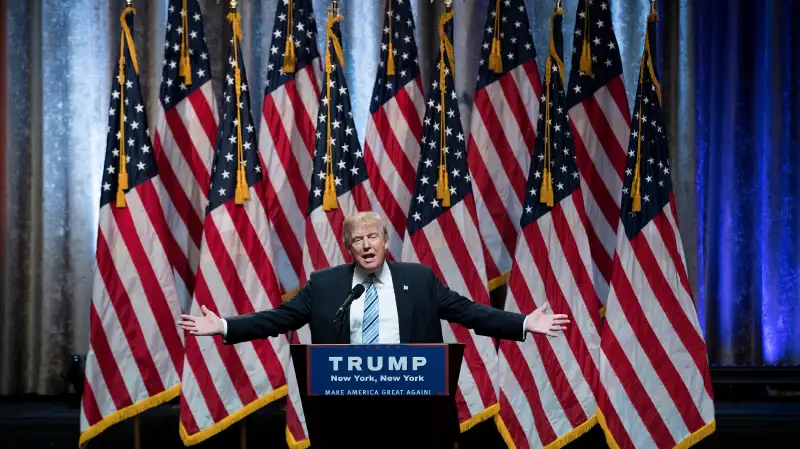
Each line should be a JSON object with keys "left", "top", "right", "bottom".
{"left": 178, "top": 212, "right": 569, "bottom": 343}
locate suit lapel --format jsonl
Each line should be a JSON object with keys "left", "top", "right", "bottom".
{"left": 336, "top": 263, "right": 356, "bottom": 344}
{"left": 389, "top": 261, "right": 412, "bottom": 343}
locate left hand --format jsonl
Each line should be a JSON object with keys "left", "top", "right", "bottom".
{"left": 177, "top": 305, "right": 224, "bottom": 336}
{"left": 525, "top": 302, "right": 570, "bottom": 337}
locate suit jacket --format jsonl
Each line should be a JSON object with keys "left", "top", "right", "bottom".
{"left": 223, "top": 261, "right": 527, "bottom": 345}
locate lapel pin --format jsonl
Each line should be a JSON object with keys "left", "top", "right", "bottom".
{"left": 403, "top": 285, "right": 408, "bottom": 290}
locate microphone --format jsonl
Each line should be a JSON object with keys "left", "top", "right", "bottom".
{"left": 333, "top": 283, "right": 366, "bottom": 322}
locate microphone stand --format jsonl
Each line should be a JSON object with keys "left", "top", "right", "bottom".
{"left": 333, "top": 279, "right": 372, "bottom": 344}
{"left": 336, "top": 311, "right": 348, "bottom": 344}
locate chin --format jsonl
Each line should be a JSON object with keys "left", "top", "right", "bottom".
{"left": 359, "top": 258, "right": 382, "bottom": 271}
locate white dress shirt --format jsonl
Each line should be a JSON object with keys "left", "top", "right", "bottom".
{"left": 348, "top": 264, "right": 400, "bottom": 344}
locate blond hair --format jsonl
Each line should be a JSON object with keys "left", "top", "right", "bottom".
{"left": 342, "top": 212, "right": 388, "bottom": 248}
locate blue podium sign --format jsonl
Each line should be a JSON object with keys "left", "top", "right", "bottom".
{"left": 306, "top": 344, "right": 449, "bottom": 396}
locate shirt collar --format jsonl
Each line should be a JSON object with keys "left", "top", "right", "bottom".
{"left": 354, "top": 261, "right": 388, "bottom": 285}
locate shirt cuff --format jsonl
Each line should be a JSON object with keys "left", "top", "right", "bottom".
{"left": 221, "top": 318, "right": 228, "bottom": 336}
{"left": 522, "top": 315, "right": 528, "bottom": 341}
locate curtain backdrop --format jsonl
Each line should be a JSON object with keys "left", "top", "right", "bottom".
{"left": 694, "top": 0, "right": 800, "bottom": 366}
{"left": 1, "top": 0, "right": 796, "bottom": 396}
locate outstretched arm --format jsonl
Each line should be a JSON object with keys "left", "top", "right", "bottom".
{"left": 433, "top": 270, "right": 569, "bottom": 340}
{"left": 178, "top": 282, "right": 313, "bottom": 344}
{"left": 222, "top": 284, "right": 312, "bottom": 344}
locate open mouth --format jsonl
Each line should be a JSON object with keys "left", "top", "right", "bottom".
{"left": 362, "top": 253, "right": 375, "bottom": 262}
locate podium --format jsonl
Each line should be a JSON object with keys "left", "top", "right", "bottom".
{"left": 290, "top": 343, "right": 464, "bottom": 449}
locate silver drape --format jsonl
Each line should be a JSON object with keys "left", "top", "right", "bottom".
{"left": 1, "top": 0, "right": 690, "bottom": 395}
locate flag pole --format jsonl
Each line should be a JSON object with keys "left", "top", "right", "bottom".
{"left": 240, "top": 419, "right": 247, "bottom": 449}
{"left": 127, "top": 0, "right": 139, "bottom": 442}
{"left": 230, "top": 0, "right": 247, "bottom": 440}
{"left": 228, "top": 1, "right": 246, "bottom": 443}
{"left": 226, "top": 0, "right": 246, "bottom": 438}
{"left": 133, "top": 415, "right": 140, "bottom": 449}
{"left": 128, "top": 0, "right": 140, "bottom": 428}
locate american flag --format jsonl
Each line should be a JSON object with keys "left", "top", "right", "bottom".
{"left": 496, "top": 7, "right": 603, "bottom": 448}
{"left": 300, "top": 5, "right": 372, "bottom": 292}
{"left": 178, "top": 9, "right": 289, "bottom": 445}
{"left": 400, "top": 4, "right": 500, "bottom": 431}
{"left": 566, "top": 0, "right": 631, "bottom": 306}
{"left": 362, "top": 0, "right": 424, "bottom": 259}
{"left": 286, "top": 6, "right": 373, "bottom": 447}
{"left": 597, "top": 11, "right": 715, "bottom": 449}
{"left": 257, "top": 0, "right": 322, "bottom": 298}
{"left": 467, "top": 0, "right": 542, "bottom": 290}
{"left": 256, "top": 1, "right": 322, "bottom": 447}
{"left": 153, "top": 0, "right": 219, "bottom": 312}
{"left": 80, "top": 7, "right": 185, "bottom": 447}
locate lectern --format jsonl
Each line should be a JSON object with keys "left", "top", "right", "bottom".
{"left": 290, "top": 343, "right": 464, "bottom": 449}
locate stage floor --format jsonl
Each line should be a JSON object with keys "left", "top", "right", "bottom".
{"left": 2, "top": 396, "right": 800, "bottom": 449}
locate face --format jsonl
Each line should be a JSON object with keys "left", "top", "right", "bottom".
{"left": 347, "top": 221, "right": 389, "bottom": 272}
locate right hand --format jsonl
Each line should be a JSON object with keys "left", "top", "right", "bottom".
{"left": 178, "top": 305, "right": 224, "bottom": 336}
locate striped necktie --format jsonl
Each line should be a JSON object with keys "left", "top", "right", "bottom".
{"left": 361, "top": 273, "right": 379, "bottom": 344}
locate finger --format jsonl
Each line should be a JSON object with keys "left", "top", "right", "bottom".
{"left": 551, "top": 325, "right": 567, "bottom": 331}
{"left": 201, "top": 305, "right": 209, "bottom": 315}
{"left": 553, "top": 314, "right": 569, "bottom": 319}
{"left": 535, "top": 302, "right": 548, "bottom": 313}
{"left": 545, "top": 331, "right": 557, "bottom": 337}
{"left": 553, "top": 318, "right": 571, "bottom": 325}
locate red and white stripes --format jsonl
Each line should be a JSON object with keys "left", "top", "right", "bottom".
{"left": 363, "top": 77, "right": 425, "bottom": 259}
{"left": 569, "top": 77, "right": 630, "bottom": 303}
{"left": 80, "top": 178, "right": 185, "bottom": 446}
{"left": 497, "top": 191, "right": 603, "bottom": 448}
{"left": 154, "top": 77, "right": 219, "bottom": 311}
{"left": 598, "top": 201, "right": 714, "bottom": 449}
{"left": 469, "top": 61, "right": 542, "bottom": 286}
{"left": 401, "top": 196, "right": 501, "bottom": 427}
{"left": 178, "top": 180, "right": 290, "bottom": 444}
{"left": 258, "top": 60, "right": 322, "bottom": 296}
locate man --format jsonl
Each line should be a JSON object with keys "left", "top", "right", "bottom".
{"left": 178, "top": 212, "right": 569, "bottom": 343}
